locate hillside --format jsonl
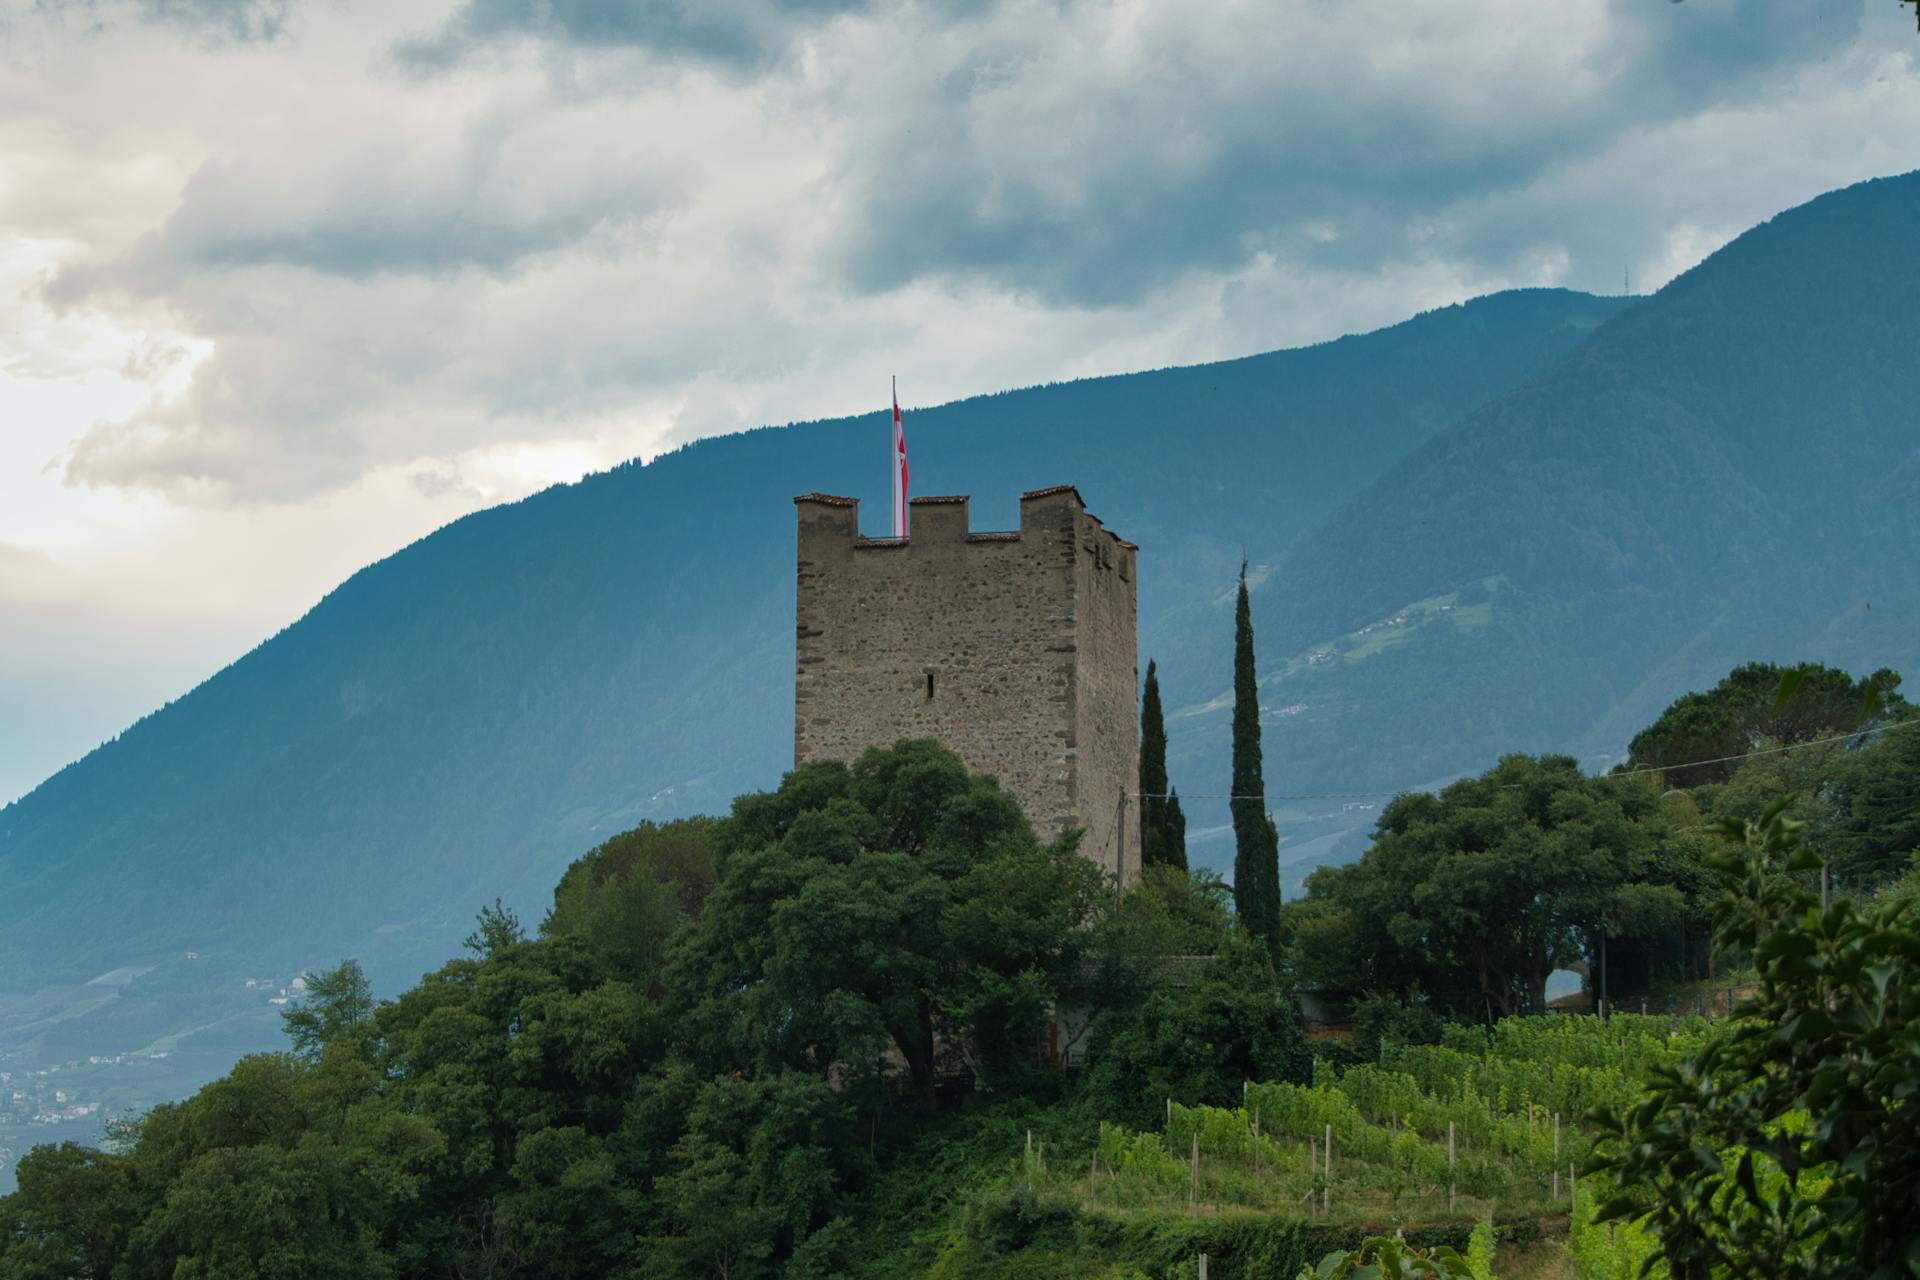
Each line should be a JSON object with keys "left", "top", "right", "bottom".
{"left": 0, "top": 286, "right": 1620, "bottom": 1008}
{"left": 1213, "top": 172, "right": 1920, "bottom": 820}
{"left": 5, "top": 172, "right": 1918, "bottom": 1099}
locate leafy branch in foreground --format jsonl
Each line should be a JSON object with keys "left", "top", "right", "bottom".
{"left": 1296, "top": 1235, "right": 1475, "bottom": 1279}
{"left": 1589, "top": 798, "right": 1920, "bottom": 1280}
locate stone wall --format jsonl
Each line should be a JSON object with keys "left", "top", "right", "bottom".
{"left": 793, "top": 486, "right": 1140, "bottom": 878}
{"left": 1070, "top": 494, "right": 1141, "bottom": 884}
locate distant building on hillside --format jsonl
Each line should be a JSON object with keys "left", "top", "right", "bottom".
{"left": 792, "top": 485, "right": 1142, "bottom": 883}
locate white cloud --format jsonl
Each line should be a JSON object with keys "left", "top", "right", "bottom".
{"left": 1, "top": 0, "right": 1917, "bottom": 797}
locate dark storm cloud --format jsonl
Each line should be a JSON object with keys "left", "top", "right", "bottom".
{"left": 22, "top": 0, "right": 1912, "bottom": 512}
{"left": 399, "top": 0, "right": 879, "bottom": 69}
{"left": 825, "top": 0, "right": 1867, "bottom": 307}
{"left": 36, "top": 0, "right": 294, "bottom": 41}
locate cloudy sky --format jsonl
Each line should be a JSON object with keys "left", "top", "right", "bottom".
{"left": 2, "top": 0, "right": 1917, "bottom": 804}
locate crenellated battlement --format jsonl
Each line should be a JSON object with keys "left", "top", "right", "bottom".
{"left": 793, "top": 486, "right": 1138, "bottom": 569}
{"left": 793, "top": 484, "right": 1141, "bottom": 882}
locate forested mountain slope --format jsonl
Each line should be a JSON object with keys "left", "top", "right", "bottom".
{"left": 1227, "top": 172, "right": 1920, "bottom": 811}
{"left": 0, "top": 287, "right": 1621, "bottom": 996}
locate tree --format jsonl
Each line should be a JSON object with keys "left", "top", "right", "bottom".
{"left": 543, "top": 819, "right": 715, "bottom": 986}
{"left": 1080, "top": 929, "right": 1311, "bottom": 1128}
{"left": 1622, "top": 662, "right": 1908, "bottom": 788}
{"left": 1345, "top": 990, "right": 1444, "bottom": 1064}
{"left": 1284, "top": 896, "right": 1368, "bottom": 994}
{"left": 667, "top": 741, "right": 1104, "bottom": 1105}
{"left": 361, "top": 927, "right": 662, "bottom": 1275}
{"left": 1592, "top": 800, "right": 1920, "bottom": 1279}
{"left": 633, "top": 1072, "right": 854, "bottom": 1280}
{"left": 0, "top": 1143, "right": 135, "bottom": 1280}
{"left": 464, "top": 899, "right": 526, "bottom": 958}
{"left": 281, "top": 959, "right": 375, "bottom": 1062}
{"left": 1822, "top": 720, "right": 1920, "bottom": 888}
{"left": 1654, "top": 665, "right": 1919, "bottom": 893}
{"left": 648, "top": 1133, "right": 778, "bottom": 1280}
{"left": 51, "top": 1049, "right": 444, "bottom": 1280}
{"left": 1138, "top": 660, "right": 1187, "bottom": 871}
{"left": 1065, "top": 864, "right": 1236, "bottom": 1018}
{"left": 1230, "top": 562, "right": 1281, "bottom": 958}
{"left": 125, "top": 1142, "right": 401, "bottom": 1279}
{"left": 1287, "top": 755, "right": 1708, "bottom": 1018}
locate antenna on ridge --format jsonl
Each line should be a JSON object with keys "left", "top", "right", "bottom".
{"left": 1624, "top": 264, "right": 1631, "bottom": 296}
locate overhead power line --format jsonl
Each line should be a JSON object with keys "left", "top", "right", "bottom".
{"left": 1129, "top": 717, "right": 1917, "bottom": 806}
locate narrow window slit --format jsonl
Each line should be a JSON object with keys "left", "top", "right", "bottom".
{"left": 926, "top": 672, "right": 936, "bottom": 699}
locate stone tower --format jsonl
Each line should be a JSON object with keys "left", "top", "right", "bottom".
{"left": 793, "top": 485, "right": 1141, "bottom": 883}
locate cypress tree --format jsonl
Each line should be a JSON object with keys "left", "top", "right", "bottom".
{"left": 1165, "top": 787, "right": 1187, "bottom": 871}
{"left": 1139, "top": 659, "right": 1189, "bottom": 873}
{"left": 1230, "top": 561, "right": 1280, "bottom": 957}
{"left": 1140, "top": 660, "right": 1169, "bottom": 868}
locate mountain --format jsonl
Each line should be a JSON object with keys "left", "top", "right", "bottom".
{"left": 0, "top": 286, "right": 1622, "bottom": 1008}
{"left": 8, "top": 171, "right": 1920, "bottom": 1189}
{"left": 1225, "top": 172, "right": 1920, "bottom": 826}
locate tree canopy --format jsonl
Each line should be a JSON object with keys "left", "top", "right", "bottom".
{"left": 0, "top": 741, "right": 1294, "bottom": 1280}
{"left": 1622, "top": 661, "right": 1908, "bottom": 788}
{"left": 1288, "top": 754, "right": 1708, "bottom": 1018}
{"left": 12, "top": 679, "right": 1920, "bottom": 1278}
{"left": 279, "top": 959, "right": 375, "bottom": 1063}
{"left": 668, "top": 740, "right": 1107, "bottom": 1104}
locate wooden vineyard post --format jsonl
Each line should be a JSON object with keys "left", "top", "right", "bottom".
{"left": 1323, "top": 1124, "right": 1332, "bottom": 1216}
{"left": 1553, "top": 1113, "right": 1562, "bottom": 1200}
{"left": 1198, "top": 1253, "right": 1209, "bottom": 1280}
{"left": 1309, "top": 1137, "right": 1317, "bottom": 1215}
{"left": 1189, "top": 1133, "right": 1200, "bottom": 1214}
{"left": 1448, "top": 1121, "right": 1457, "bottom": 1214}
{"left": 1252, "top": 1108, "right": 1261, "bottom": 1174}
{"left": 1090, "top": 1152, "right": 1098, "bottom": 1208}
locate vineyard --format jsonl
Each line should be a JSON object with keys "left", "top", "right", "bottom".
{"left": 1027, "top": 1015, "right": 1709, "bottom": 1236}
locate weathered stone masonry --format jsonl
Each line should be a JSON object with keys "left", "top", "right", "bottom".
{"left": 794, "top": 485, "right": 1142, "bottom": 884}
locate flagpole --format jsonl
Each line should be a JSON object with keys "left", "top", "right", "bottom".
{"left": 887, "top": 376, "right": 894, "bottom": 537}
{"left": 891, "top": 375, "right": 901, "bottom": 539}
{"left": 890, "top": 375, "right": 896, "bottom": 538}
{"left": 889, "top": 376, "right": 909, "bottom": 538}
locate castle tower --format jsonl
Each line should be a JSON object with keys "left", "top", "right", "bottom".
{"left": 793, "top": 485, "right": 1142, "bottom": 883}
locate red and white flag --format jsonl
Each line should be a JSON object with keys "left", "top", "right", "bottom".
{"left": 891, "top": 379, "right": 908, "bottom": 538}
